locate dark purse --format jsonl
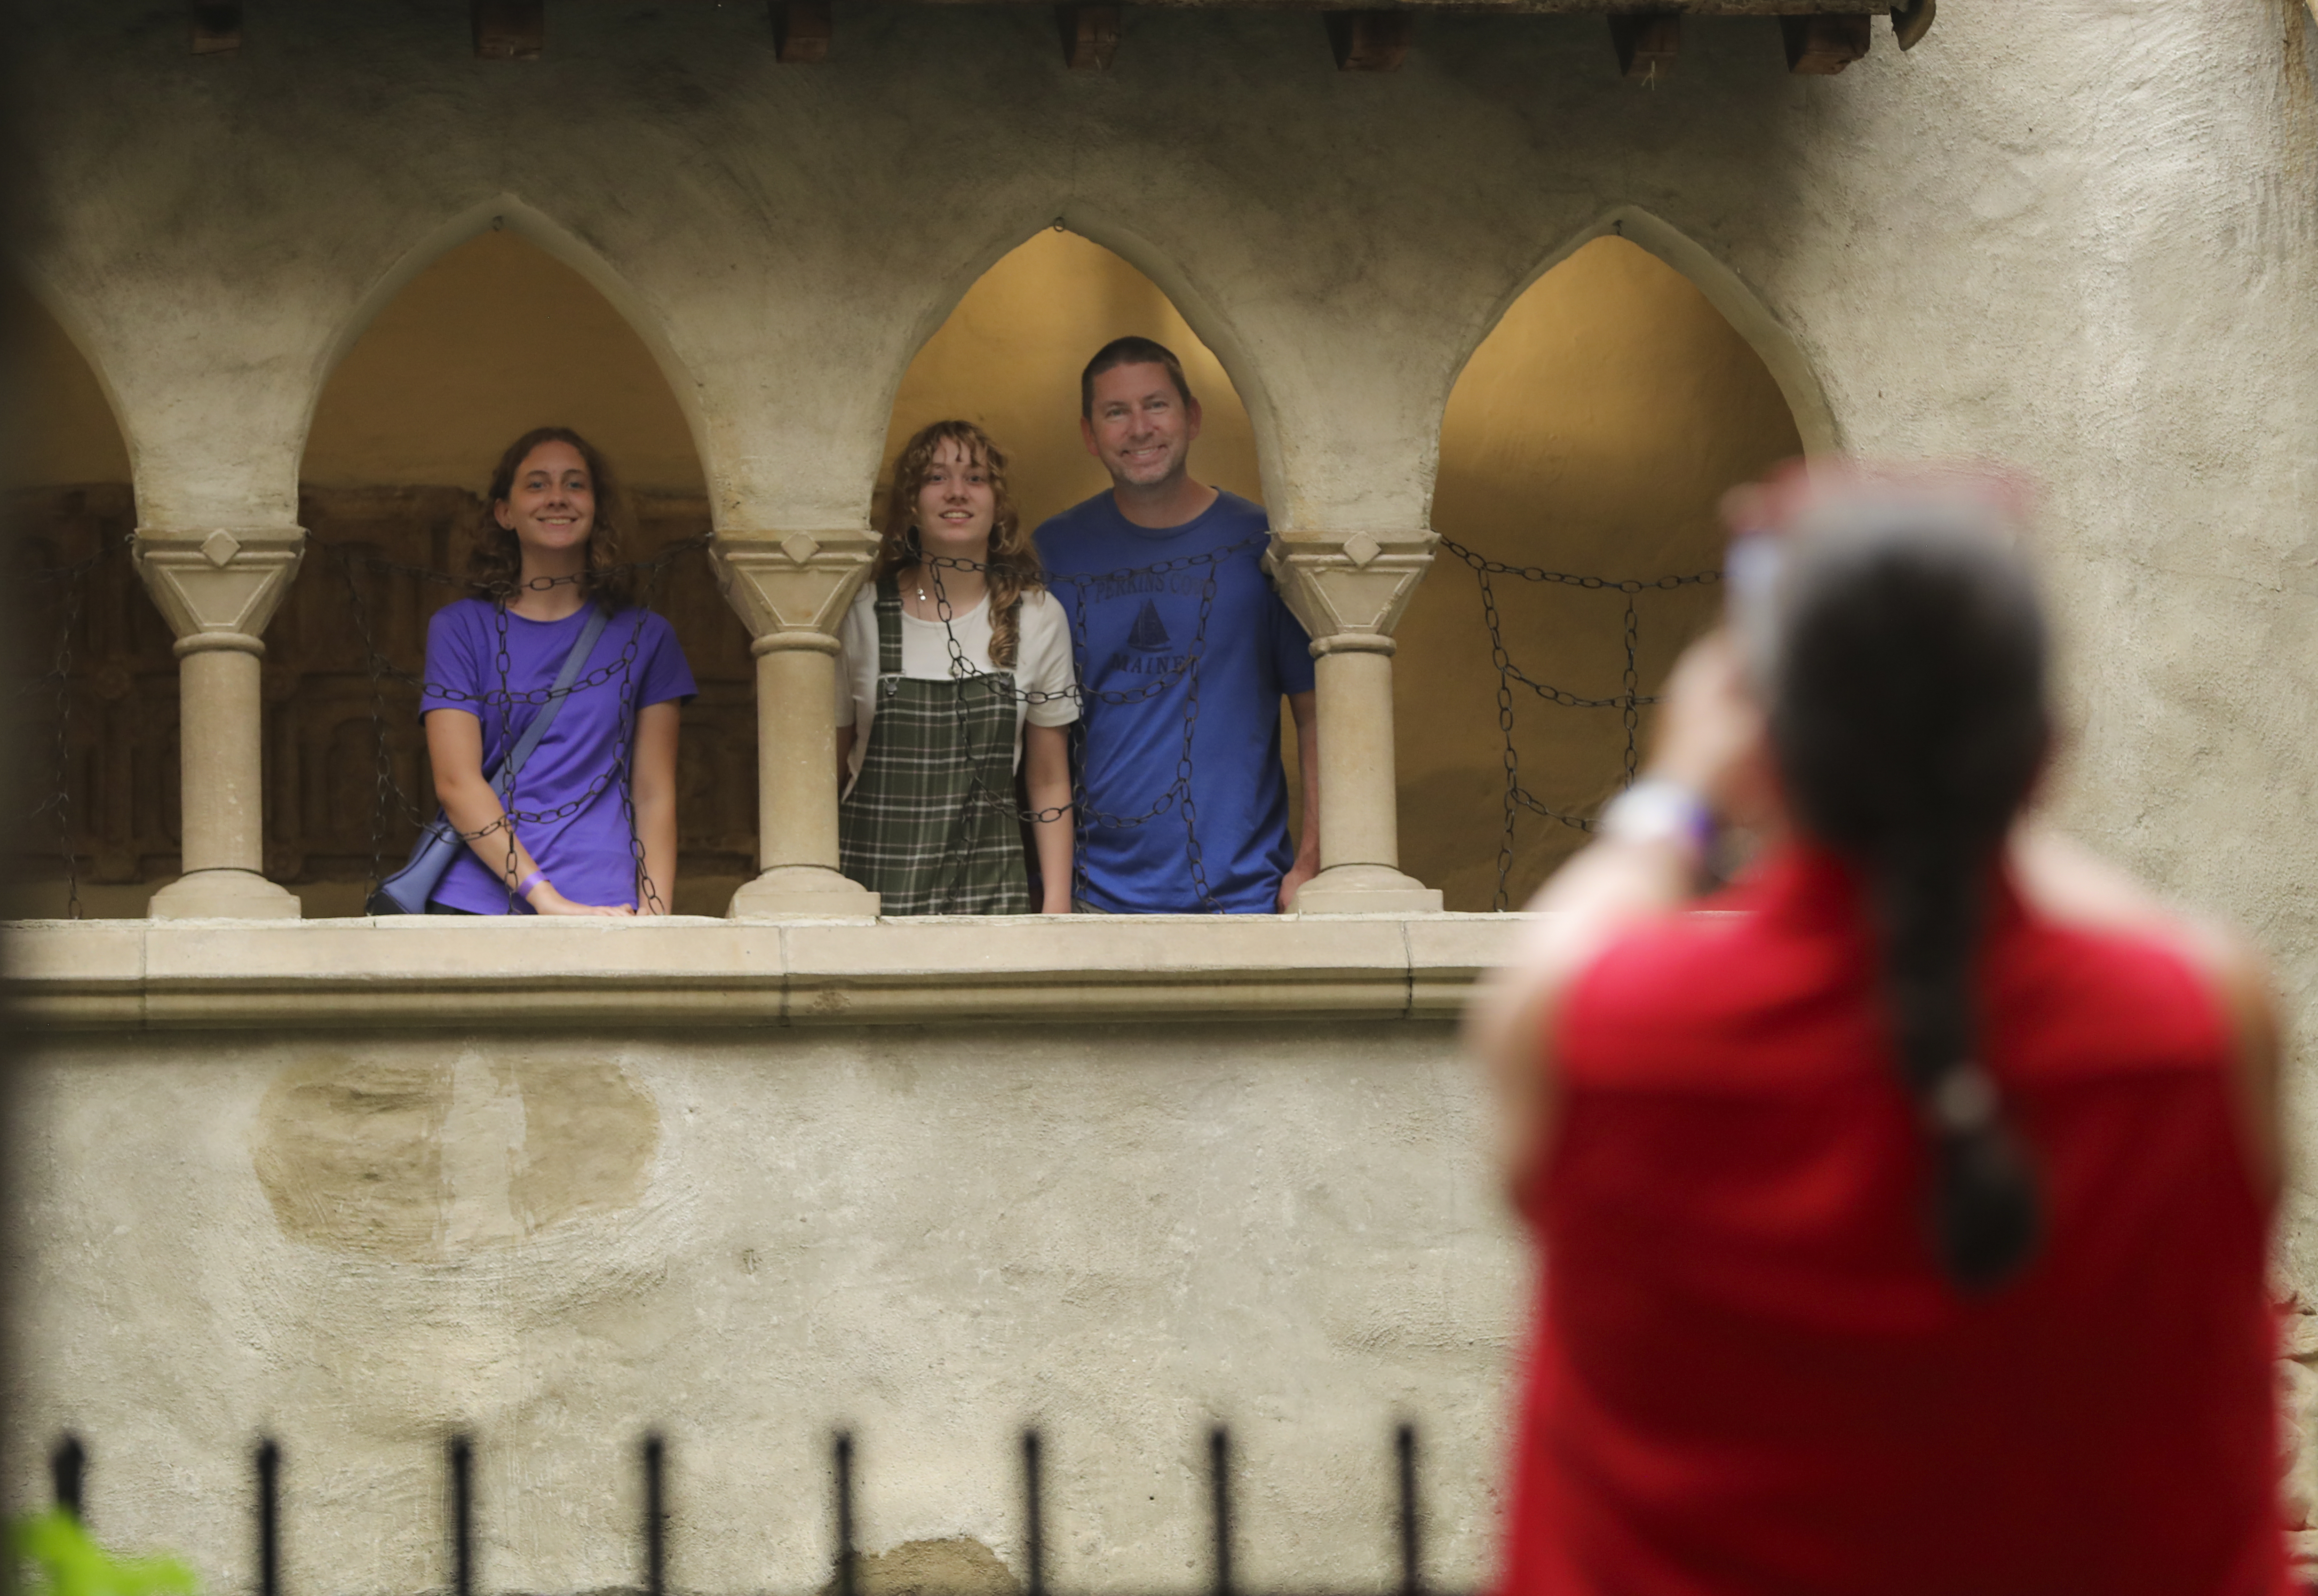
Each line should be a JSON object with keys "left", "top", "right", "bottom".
{"left": 366, "top": 605, "right": 610, "bottom": 915}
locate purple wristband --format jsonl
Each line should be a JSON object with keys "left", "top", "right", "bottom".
{"left": 516, "top": 870, "right": 548, "bottom": 899}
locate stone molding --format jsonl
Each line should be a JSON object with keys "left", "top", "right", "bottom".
{"left": 132, "top": 525, "right": 306, "bottom": 646}
{"left": 1263, "top": 528, "right": 1439, "bottom": 650}
{"left": 709, "top": 528, "right": 881, "bottom": 642}
{"left": 0, "top": 913, "right": 1534, "bottom": 1031}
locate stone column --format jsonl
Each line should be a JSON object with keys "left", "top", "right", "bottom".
{"left": 1264, "top": 529, "right": 1444, "bottom": 914}
{"left": 711, "top": 529, "right": 881, "bottom": 918}
{"left": 133, "top": 527, "right": 306, "bottom": 918}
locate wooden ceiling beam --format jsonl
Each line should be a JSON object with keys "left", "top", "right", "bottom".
{"left": 1780, "top": 12, "right": 1867, "bottom": 73}
{"left": 1608, "top": 12, "right": 1678, "bottom": 81}
{"left": 1058, "top": 4, "right": 1122, "bottom": 69}
{"left": 190, "top": 1, "right": 240, "bottom": 56}
{"left": 474, "top": 0, "right": 546, "bottom": 59}
{"left": 902, "top": 1, "right": 1889, "bottom": 11}
{"left": 773, "top": 0, "right": 833, "bottom": 62}
{"left": 1326, "top": 9, "right": 1413, "bottom": 70}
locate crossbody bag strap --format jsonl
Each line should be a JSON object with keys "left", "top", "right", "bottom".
{"left": 490, "top": 603, "right": 611, "bottom": 794}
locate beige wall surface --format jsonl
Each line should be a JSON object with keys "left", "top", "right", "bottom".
{"left": 7, "top": 0, "right": 2318, "bottom": 1572}
{"left": 10, "top": 1021, "right": 1522, "bottom": 1594}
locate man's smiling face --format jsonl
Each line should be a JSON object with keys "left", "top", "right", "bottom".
{"left": 1082, "top": 361, "right": 1202, "bottom": 490}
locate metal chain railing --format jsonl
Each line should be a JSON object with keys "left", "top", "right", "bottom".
{"left": 1438, "top": 537, "right": 1721, "bottom": 911}
{"left": 19, "top": 529, "right": 1711, "bottom": 920}
{"left": 321, "top": 536, "right": 712, "bottom": 913}
{"left": 910, "top": 536, "right": 1257, "bottom": 914}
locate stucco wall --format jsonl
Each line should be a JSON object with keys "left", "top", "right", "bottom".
{"left": 6, "top": 0, "right": 2318, "bottom": 1579}
{"left": 8, "top": 1014, "right": 1521, "bottom": 1594}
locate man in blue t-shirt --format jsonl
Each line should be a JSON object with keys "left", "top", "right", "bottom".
{"left": 1033, "top": 336, "right": 1320, "bottom": 913}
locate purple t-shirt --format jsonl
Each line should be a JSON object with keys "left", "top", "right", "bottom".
{"left": 421, "top": 598, "right": 696, "bottom": 914}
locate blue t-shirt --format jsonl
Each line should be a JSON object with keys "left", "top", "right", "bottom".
{"left": 420, "top": 598, "right": 696, "bottom": 913}
{"left": 1034, "top": 489, "right": 1314, "bottom": 913}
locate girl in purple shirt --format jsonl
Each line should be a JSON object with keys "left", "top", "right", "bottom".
{"left": 420, "top": 427, "right": 696, "bottom": 915}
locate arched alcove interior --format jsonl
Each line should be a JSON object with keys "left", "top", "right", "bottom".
{"left": 884, "top": 229, "right": 1262, "bottom": 525}
{"left": 281, "top": 228, "right": 746, "bottom": 916}
{"left": 1397, "top": 236, "right": 1804, "bottom": 913}
{"left": 4, "top": 280, "right": 174, "bottom": 919}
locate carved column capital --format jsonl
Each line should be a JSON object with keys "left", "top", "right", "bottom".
{"left": 711, "top": 528, "right": 883, "bottom": 919}
{"left": 1262, "top": 528, "right": 1439, "bottom": 654}
{"left": 132, "top": 525, "right": 306, "bottom": 648}
{"left": 1264, "top": 528, "right": 1442, "bottom": 915}
{"left": 709, "top": 528, "right": 881, "bottom": 642}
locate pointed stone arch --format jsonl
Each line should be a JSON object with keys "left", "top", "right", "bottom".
{"left": 1402, "top": 213, "right": 1812, "bottom": 912}
{"left": 1453, "top": 205, "right": 1840, "bottom": 464}
{"left": 302, "top": 195, "right": 712, "bottom": 481}
{"left": 886, "top": 206, "right": 1285, "bottom": 524}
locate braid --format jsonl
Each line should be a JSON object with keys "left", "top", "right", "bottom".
{"left": 1871, "top": 835, "right": 2041, "bottom": 1289}
{"left": 1765, "top": 503, "right": 2048, "bottom": 1291}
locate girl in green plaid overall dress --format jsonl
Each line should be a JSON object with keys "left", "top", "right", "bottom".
{"left": 834, "top": 421, "right": 1079, "bottom": 915}
{"left": 838, "top": 578, "right": 1029, "bottom": 913}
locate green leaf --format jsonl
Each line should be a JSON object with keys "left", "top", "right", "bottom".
{"left": 12, "top": 1510, "right": 199, "bottom": 1596}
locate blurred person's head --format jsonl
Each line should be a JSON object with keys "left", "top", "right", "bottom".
{"left": 1739, "top": 475, "right": 2049, "bottom": 1291}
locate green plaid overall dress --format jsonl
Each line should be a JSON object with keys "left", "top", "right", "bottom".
{"left": 836, "top": 579, "right": 1031, "bottom": 915}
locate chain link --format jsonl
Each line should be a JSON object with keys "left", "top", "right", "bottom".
{"left": 903, "top": 540, "right": 1252, "bottom": 914}
{"left": 1453, "top": 538, "right": 1721, "bottom": 910}
{"left": 21, "top": 529, "right": 1711, "bottom": 921}
{"left": 318, "top": 536, "right": 708, "bottom": 913}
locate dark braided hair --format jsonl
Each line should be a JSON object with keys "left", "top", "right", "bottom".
{"left": 1754, "top": 496, "right": 2049, "bottom": 1291}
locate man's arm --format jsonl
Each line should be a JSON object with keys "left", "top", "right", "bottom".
{"left": 1279, "top": 691, "right": 1320, "bottom": 910}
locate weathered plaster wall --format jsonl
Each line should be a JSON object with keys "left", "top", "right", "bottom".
{"left": 8, "top": 0, "right": 2318, "bottom": 1578}
{"left": 8, "top": 1016, "right": 1520, "bottom": 1595}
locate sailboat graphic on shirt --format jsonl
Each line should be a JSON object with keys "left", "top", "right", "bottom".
{"left": 1127, "top": 599, "right": 1172, "bottom": 651}
{"left": 1106, "top": 596, "right": 1191, "bottom": 679}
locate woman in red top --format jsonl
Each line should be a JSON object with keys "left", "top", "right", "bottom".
{"left": 1468, "top": 472, "right": 2290, "bottom": 1596}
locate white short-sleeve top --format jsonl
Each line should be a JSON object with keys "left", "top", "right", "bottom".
{"left": 833, "top": 584, "right": 1080, "bottom": 789}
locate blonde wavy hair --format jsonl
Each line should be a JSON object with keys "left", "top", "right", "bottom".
{"left": 876, "top": 420, "right": 1043, "bottom": 667}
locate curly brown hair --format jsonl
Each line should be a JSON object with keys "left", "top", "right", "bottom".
{"left": 876, "top": 420, "right": 1043, "bottom": 667}
{"left": 466, "top": 427, "right": 638, "bottom": 612}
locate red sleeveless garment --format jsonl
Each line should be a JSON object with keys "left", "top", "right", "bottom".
{"left": 1502, "top": 843, "right": 2289, "bottom": 1596}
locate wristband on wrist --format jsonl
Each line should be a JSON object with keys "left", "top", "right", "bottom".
{"left": 516, "top": 870, "right": 549, "bottom": 899}
{"left": 1597, "top": 778, "right": 1715, "bottom": 862}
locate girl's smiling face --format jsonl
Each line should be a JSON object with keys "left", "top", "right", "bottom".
{"left": 495, "top": 440, "right": 596, "bottom": 562}
{"left": 913, "top": 436, "right": 997, "bottom": 561}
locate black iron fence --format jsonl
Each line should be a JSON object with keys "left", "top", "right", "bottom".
{"left": 44, "top": 1423, "right": 1443, "bottom": 1596}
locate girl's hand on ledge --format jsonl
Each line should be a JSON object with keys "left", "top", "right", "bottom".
{"left": 524, "top": 882, "right": 637, "bottom": 918}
